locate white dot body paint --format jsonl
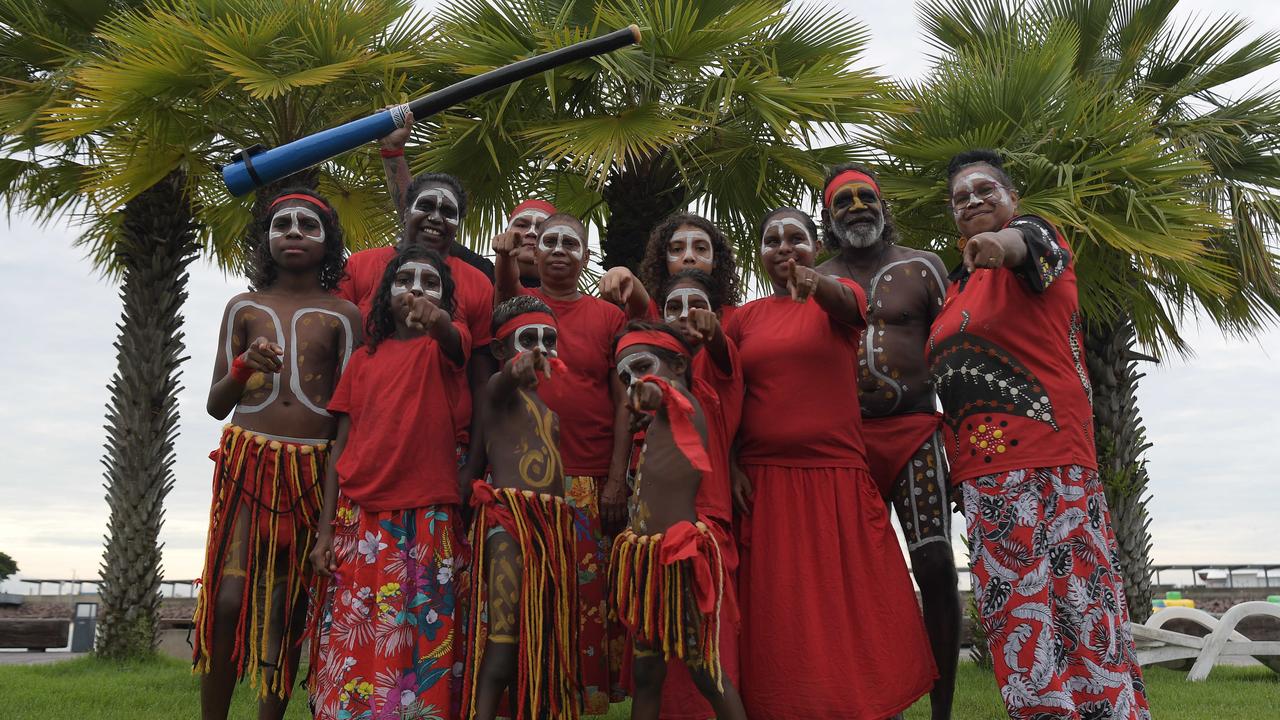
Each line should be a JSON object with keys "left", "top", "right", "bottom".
{"left": 512, "top": 323, "right": 558, "bottom": 357}
{"left": 761, "top": 217, "right": 813, "bottom": 254}
{"left": 389, "top": 261, "right": 443, "bottom": 300}
{"left": 289, "top": 308, "right": 354, "bottom": 417}
{"left": 952, "top": 171, "right": 1009, "bottom": 214}
{"left": 539, "top": 224, "right": 584, "bottom": 260}
{"left": 268, "top": 207, "right": 325, "bottom": 244}
{"left": 666, "top": 229, "right": 714, "bottom": 265}
{"left": 616, "top": 351, "right": 662, "bottom": 387}
{"left": 663, "top": 287, "right": 711, "bottom": 322}
{"left": 412, "top": 187, "right": 460, "bottom": 227}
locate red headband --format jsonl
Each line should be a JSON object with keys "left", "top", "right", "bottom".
{"left": 495, "top": 311, "right": 558, "bottom": 342}
{"left": 269, "top": 193, "right": 331, "bottom": 214}
{"left": 616, "top": 330, "right": 689, "bottom": 359}
{"left": 823, "top": 170, "right": 881, "bottom": 208}
{"left": 509, "top": 199, "right": 557, "bottom": 220}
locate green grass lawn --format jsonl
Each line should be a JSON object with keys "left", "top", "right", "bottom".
{"left": 1, "top": 655, "right": 1276, "bottom": 718}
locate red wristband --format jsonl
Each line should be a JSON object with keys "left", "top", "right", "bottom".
{"left": 379, "top": 146, "right": 404, "bottom": 158}
{"left": 229, "top": 355, "right": 256, "bottom": 384}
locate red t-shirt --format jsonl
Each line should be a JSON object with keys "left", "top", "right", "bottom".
{"left": 690, "top": 338, "right": 743, "bottom": 524}
{"left": 926, "top": 215, "right": 1096, "bottom": 484}
{"left": 725, "top": 278, "right": 869, "bottom": 467}
{"left": 520, "top": 288, "right": 627, "bottom": 477}
{"left": 337, "top": 246, "right": 494, "bottom": 348}
{"left": 327, "top": 330, "right": 471, "bottom": 510}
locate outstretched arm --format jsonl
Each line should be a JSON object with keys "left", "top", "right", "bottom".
{"left": 207, "top": 299, "right": 283, "bottom": 419}
{"left": 784, "top": 259, "right": 864, "bottom": 327}
{"left": 599, "top": 267, "right": 652, "bottom": 319}
{"left": 492, "top": 229, "right": 523, "bottom": 303}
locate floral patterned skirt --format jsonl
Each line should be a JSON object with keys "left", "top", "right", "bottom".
{"left": 310, "top": 499, "right": 462, "bottom": 720}
{"left": 563, "top": 474, "right": 615, "bottom": 715}
{"left": 963, "top": 465, "right": 1151, "bottom": 720}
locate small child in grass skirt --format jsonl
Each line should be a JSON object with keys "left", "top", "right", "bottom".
{"left": 609, "top": 323, "right": 748, "bottom": 720}
{"left": 463, "top": 295, "right": 582, "bottom": 720}
{"left": 193, "top": 188, "right": 360, "bottom": 714}
{"left": 308, "top": 245, "right": 471, "bottom": 720}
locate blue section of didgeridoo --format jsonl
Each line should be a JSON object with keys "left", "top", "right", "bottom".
{"left": 222, "top": 110, "right": 398, "bottom": 196}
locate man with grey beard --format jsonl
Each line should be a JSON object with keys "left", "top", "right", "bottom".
{"left": 816, "top": 163, "right": 958, "bottom": 720}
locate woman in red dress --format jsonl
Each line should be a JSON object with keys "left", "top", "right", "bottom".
{"left": 726, "top": 208, "right": 935, "bottom": 719}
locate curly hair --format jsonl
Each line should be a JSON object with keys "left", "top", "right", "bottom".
{"left": 946, "top": 149, "right": 1014, "bottom": 190}
{"left": 365, "top": 245, "right": 456, "bottom": 354}
{"left": 639, "top": 213, "right": 743, "bottom": 308}
{"left": 818, "top": 163, "right": 901, "bottom": 247}
{"left": 612, "top": 320, "right": 694, "bottom": 387}
{"left": 247, "top": 187, "right": 346, "bottom": 291}
{"left": 658, "top": 269, "right": 723, "bottom": 314}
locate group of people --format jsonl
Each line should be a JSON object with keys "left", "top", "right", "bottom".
{"left": 190, "top": 113, "right": 1152, "bottom": 720}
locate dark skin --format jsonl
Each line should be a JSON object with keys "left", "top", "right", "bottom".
{"left": 202, "top": 200, "right": 360, "bottom": 720}
{"left": 818, "top": 185, "right": 959, "bottom": 720}
{"left": 310, "top": 260, "right": 464, "bottom": 577}
{"left": 467, "top": 330, "right": 565, "bottom": 720}
{"left": 495, "top": 218, "right": 633, "bottom": 529}
{"left": 616, "top": 346, "right": 747, "bottom": 720}
{"left": 731, "top": 209, "right": 864, "bottom": 516}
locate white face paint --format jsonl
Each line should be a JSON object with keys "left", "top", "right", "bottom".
{"left": 509, "top": 209, "right": 549, "bottom": 230}
{"left": 411, "top": 187, "right": 460, "bottom": 227}
{"left": 616, "top": 351, "right": 662, "bottom": 387}
{"left": 761, "top": 217, "right": 813, "bottom": 254}
{"left": 539, "top": 224, "right": 584, "bottom": 260}
{"left": 511, "top": 323, "right": 558, "bottom": 357}
{"left": 389, "top": 261, "right": 442, "bottom": 300}
{"left": 665, "top": 228, "right": 713, "bottom": 265}
{"left": 663, "top": 287, "right": 711, "bottom": 322}
{"left": 269, "top": 206, "right": 325, "bottom": 244}
{"left": 951, "top": 171, "right": 1009, "bottom": 214}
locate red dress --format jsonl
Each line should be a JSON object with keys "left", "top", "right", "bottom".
{"left": 519, "top": 287, "right": 626, "bottom": 713}
{"left": 725, "top": 280, "right": 936, "bottom": 719}
{"left": 310, "top": 334, "right": 470, "bottom": 720}
{"left": 929, "top": 216, "right": 1149, "bottom": 719}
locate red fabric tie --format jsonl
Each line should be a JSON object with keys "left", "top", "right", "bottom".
{"left": 660, "top": 522, "right": 716, "bottom": 614}
{"left": 638, "top": 374, "right": 710, "bottom": 474}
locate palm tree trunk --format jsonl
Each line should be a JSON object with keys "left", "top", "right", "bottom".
{"left": 600, "top": 157, "right": 687, "bottom": 271}
{"left": 1084, "top": 315, "right": 1155, "bottom": 623}
{"left": 95, "top": 170, "right": 197, "bottom": 659}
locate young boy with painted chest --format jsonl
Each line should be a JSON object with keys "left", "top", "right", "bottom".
{"left": 609, "top": 323, "right": 748, "bottom": 720}
{"left": 463, "top": 295, "right": 581, "bottom": 720}
{"left": 195, "top": 189, "right": 360, "bottom": 720}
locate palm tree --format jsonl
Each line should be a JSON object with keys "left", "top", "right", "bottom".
{"left": 409, "top": 0, "right": 894, "bottom": 270}
{"left": 867, "top": 0, "right": 1280, "bottom": 620}
{"left": 2, "top": 0, "right": 431, "bottom": 658}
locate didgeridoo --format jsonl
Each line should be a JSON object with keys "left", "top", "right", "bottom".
{"left": 222, "top": 24, "right": 642, "bottom": 196}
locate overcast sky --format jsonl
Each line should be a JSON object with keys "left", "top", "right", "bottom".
{"left": 2, "top": 0, "right": 1278, "bottom": 593}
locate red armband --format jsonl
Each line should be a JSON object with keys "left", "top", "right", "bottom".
{"left": 379, "top": 146, "right": 405, "bottom": 158}
{"left": 638, "top": 374, "right": 711, "bottom": 473}
{"left": 229, "top": 355, "right": 256, "bottom": 384}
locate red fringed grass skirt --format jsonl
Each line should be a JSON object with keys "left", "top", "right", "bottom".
{"left": 192, "top": 424, "right": 325, "bottom": 698}
{"left": 609, "top": 520, "right": 726, "bottom": 691}
{"left": 462, "top": 482, "right": 581, "bottom": 719}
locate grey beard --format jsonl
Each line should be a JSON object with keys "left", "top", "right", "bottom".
{"left": 831, "top": 215, "right": 885, "bottom": 249}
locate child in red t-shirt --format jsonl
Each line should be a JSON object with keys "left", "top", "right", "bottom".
{"left": 308, "top": 244, "right": 470, "bottom": 720}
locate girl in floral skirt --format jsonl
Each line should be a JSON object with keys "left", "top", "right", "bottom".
{"left": 309, "top": 244, "right": 470, "bottom": 720}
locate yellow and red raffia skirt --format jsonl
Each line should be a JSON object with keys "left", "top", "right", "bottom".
{"left": 192, "top": 424, "right": 326, "bottom": 698}
{"left": 462, "top": 481, "right": 580, "bottom": 719}
{"left": 608, "top": 520, "right": 727, "bottom": 691}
